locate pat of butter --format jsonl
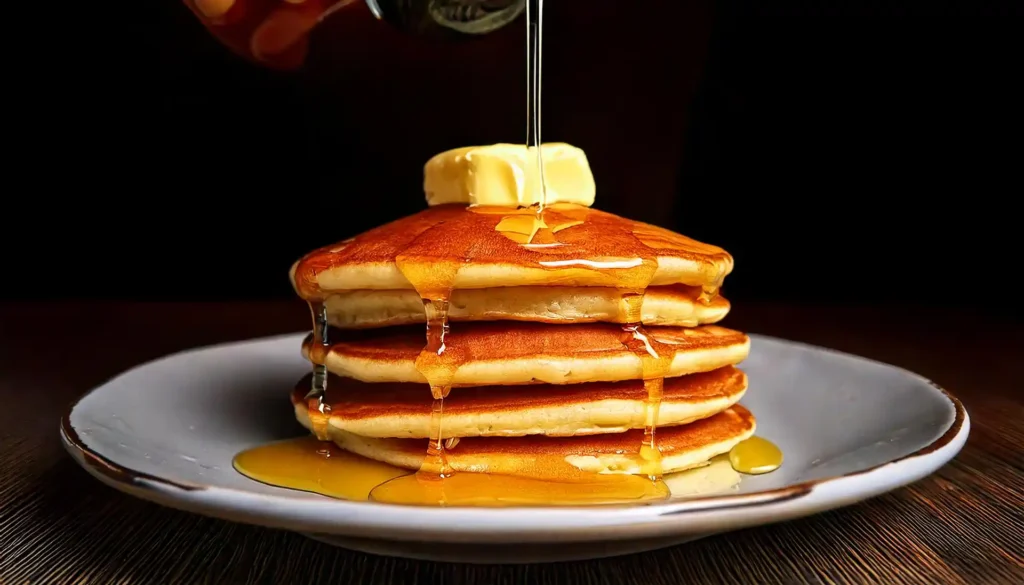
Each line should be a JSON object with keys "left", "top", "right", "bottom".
{"left": 424, "top": 143, "right": 596, "bottom": 208}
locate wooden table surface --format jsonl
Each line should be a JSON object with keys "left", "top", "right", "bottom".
{"left": 1, "top": 301, "right": 1021, "bottom": 584}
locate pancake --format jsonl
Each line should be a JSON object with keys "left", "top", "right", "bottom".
{"left": 290, "top": 366, "right": 747, "bottom": 439}
{"left": 303, "top": 322, "right": 750, "bottom": 385}
{"left": 323, "top": 284, "right": 730, "bottom": 329}
{"left": 294, "top": 403, "right": 756, "bottom": 479}
{"left": 290, "top": 203, "right": 733, "bottom": 298}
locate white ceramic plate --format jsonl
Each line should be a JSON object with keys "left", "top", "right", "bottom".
{"left": 61, "top": 333, "right": 968, "bottom": 564}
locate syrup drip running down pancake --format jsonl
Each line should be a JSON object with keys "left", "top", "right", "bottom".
{"left": 302, "top": 322, "right": 750, "bottom": 386}
{"left": 288, "top": 366, "right": 748, "bottom": 439}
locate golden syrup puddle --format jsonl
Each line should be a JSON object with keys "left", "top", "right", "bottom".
{"left": 728, "top": 436, "right": 784, "bottom": 475}
{"left": 233, "top": 437, "right": 409, "bottom": 500}
{"left": 369, "top": 468, "right": 669, "bottom": 507}
{"left": 233, "top": 437, "right": 762, "bottom": 507}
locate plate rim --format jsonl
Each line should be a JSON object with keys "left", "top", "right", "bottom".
{"left": 59, "top": 332, "right": 970, "bottom": 540}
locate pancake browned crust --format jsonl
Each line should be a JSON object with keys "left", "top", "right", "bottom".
{"left": 303, "top": 323, "right": 750, "bottom": 385}
{"left": 294, "top": 404, "right": 756, "bottom": 478}
{"left": 289, "top": 366, "right": 748, "bottom": 438}
{"left": 323, "top": 284, "right": 730, "bottom": 329}
{"left": 290, "top": 203, "right": 733, "bottom": 297}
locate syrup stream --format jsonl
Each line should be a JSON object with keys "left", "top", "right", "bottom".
{"left": 526, "top": 0, "right": 547, "bottom": 211}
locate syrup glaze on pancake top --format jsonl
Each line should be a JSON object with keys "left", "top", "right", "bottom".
{"left": 289, "top": 203, "right": 734, "bottom": 295}
{"left": 233, "top": 140, "right": 781, "bottom": 507}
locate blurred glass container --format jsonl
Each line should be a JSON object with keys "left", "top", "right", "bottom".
{"left": 366, "top": 0, "right": 525, "bottom": 36}
{"left": 185, "top": 0, "right": 525, "bottom": 69}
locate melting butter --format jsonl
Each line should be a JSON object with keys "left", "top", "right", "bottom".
{"left": 424, "top": 143, "right": 596, "bottom": 208}
{"left": 729, "top": 436, "right": 783, "bottom": 475}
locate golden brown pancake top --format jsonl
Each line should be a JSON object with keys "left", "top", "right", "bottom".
{"left": 290, "top": 366, "right": 746, "bottom": 418}
{"left": 306, "top": 322, "right": 748, "bottom": 365}
{"left": 292, "top": 203, "right": 733, "bottom": 298}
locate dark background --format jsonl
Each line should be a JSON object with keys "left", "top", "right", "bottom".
{"left": 6, "top": 0, "right": 1020, "bottom": 317}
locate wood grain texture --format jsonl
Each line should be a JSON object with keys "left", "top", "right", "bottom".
{"left": 1, "top": 302, "right": 1021, "bottom": 584}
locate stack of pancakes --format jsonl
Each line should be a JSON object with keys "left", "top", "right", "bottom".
{"left": 289, "top": 203, "right": 754, "bottom": 502}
